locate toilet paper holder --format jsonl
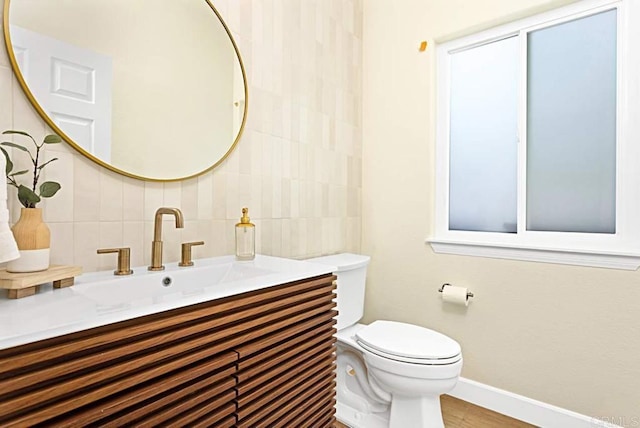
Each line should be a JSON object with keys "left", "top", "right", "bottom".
{"left": 438, "top": 283, "right": 474, "bottom": 298}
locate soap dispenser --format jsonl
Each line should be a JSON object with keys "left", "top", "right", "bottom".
{"left": 235, "top": 207, "right": 255, "bottom": 261}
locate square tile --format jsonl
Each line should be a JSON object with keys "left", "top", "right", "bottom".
{"left": 49, "top": 222, "right": 74, "bottom": 266}
{"left": 197, "top": 173, "right": 213, "bottom": 220}
{"left": 211, "top": 172, "right": 227, "bottom": 219}
{"left": 99, "top": 170, "right": 123, "bottom": 221}
{"left": 73, "top": 156, "right": 100, "bottom": 222}
{"left": 143, "top": 181, "right": 164, "bottom": 220}
{"left": 74, "top": 222, "right": 100, "bottom": 272}
{"left": 180, "top": 178, "right": 198, "bottom": 221}
{"left": 163, "top": 182, "right": 182, "bottom": 209}
{"left": 122, "top": 177, "right": 145, "bottom": 221}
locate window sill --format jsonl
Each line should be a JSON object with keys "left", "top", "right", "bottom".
{"left": 427, "top": 238, "right": 640, "bottom": 270}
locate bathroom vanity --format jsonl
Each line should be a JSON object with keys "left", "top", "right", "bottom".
{"left": 0, "top": 256, "right": 337, "bottom": 427}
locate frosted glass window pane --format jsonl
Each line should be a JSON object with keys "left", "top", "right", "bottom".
{"left": 527, "top": 10, "right": 617, "bottom": 233}
{"left": 449, "top": 37, "right": 518, "bottom": 233}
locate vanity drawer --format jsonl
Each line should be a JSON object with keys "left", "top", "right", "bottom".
{"left": 0, "top": 348, "right": 237, "bottom": 427}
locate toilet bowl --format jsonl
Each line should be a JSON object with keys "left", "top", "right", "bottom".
{"left": 308, "top": 253, "right": 463, "bottom": 428}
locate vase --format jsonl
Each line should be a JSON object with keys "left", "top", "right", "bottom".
{"left": 6, "top": 208, "right": 50, "bottom": 273}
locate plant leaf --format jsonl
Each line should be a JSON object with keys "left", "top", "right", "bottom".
{"left": 9, "top": 170, "right": 28, "bottom": 177}
{"left": 18, "top": 185, "right": 40, "bottom": 208}
{"left": 1, "top": 142, "right": 30, "bottom": 152}
{"left": 39, "top": 181, "right": 61, "bottom": 198}
{"left": 0, "top": 147, "right": 13, "bottom": 175}
{"left": 2, "top": 130, "right": 33, "bottom": 138}
{"left": 37, "top": 158, "right": 58, "bottom": 170}
{"left": 43, "top": 134, "right": 62, "bottom": 144}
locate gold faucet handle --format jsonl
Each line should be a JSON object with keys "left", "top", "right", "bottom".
{"left": 97, "top": 247, "right": 134, "bottom": 276}
{"left": 179, "top": 241, "right": 205, "bottom": 267}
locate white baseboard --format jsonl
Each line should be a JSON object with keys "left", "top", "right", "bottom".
{"left": 449, "top": 377, "right": 621, "bottom": 428}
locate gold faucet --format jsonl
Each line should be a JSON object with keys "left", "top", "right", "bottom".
{"left": 149, "top": 207, "right": 184, "bottom": 271}
{"left": 97, "top": 247, "right": 133, "bottom": 275}
{"left": 179, "top": 241, "right": 205, "bottom": 267}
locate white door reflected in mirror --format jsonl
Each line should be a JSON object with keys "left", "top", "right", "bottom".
{"left": 3, "top": 0, "right": 247, "bottom": 181}
{"left": 11, "top": 25, "right": 113, "bottom": 162}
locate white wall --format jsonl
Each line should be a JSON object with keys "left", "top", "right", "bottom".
{"left": 1, "top": 0, "right": 363, "bottom": 271}
{"left": 362, "top": 0, "right": 640, "bottom": 419}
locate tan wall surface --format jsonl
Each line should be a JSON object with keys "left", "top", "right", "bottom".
{"left": 362, "top": 0, "right": 640, "bottom": 419}
{"left": 1, "top": 0, "right": 363, "bottom": 271}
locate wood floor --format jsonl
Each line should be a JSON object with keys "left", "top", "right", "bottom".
{"left": 334, "top": 395, "right": 536, "bottom": 428}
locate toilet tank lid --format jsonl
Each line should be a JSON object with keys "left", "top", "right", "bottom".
{"left": 307, "top": 253, "right": 370, "bottom": 272}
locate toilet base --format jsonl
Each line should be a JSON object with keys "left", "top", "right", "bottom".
{"left": 336, "top": 402, "right": 389, "bottom": 428}
{"left": 389, "top": 395, "right": 444, "bottom": 428}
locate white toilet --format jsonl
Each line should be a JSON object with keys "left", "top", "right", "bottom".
{"left": 308, "top": 253, "right": 462, "bottom": 428}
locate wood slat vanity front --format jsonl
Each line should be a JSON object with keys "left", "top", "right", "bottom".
{"left": 0, "top": 274, "right": 337, "bottom": 427}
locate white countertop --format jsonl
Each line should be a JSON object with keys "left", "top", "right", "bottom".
{"left": 0, "top": 255, "right": 335, "bottom": 351}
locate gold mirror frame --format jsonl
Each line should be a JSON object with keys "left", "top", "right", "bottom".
{"left": 2, "top": 0, "right": 248, "bottom": 182}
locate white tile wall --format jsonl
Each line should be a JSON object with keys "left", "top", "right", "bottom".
{"left": 0, "top": 0, "right": 363, "bottom": 272}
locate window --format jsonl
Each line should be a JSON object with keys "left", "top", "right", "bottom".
{"left": 430, "top": 0, "right": 640, "bottom": 269}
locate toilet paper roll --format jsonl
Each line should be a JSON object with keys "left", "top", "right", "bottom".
{"left": 441, "top": 285, "right": 470, "bottom": 307}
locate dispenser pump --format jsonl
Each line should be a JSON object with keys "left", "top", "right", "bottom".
{"left": 235, "top": 207, "right": 255, "bottom": 261}
{"left": 239, "top": 208, "right": 252, "bottom": 225}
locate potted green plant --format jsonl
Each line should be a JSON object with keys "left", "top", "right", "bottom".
{"left": 1, "top": 130, "right": 62, "bottom": 272}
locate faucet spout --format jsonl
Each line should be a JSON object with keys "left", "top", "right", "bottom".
{"left": 149, "top": 207, "right": 184, "bottom": 271}
{"left": 153, "top": 207, "right": 184, "bottom": 241}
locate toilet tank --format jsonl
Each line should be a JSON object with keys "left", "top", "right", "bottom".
{"left": 306, "top": 253, "right": 370, "bottom": 331}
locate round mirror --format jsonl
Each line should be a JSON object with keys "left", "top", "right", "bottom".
{"left": 3, "top": 0, "right": 247, "bottom": 181}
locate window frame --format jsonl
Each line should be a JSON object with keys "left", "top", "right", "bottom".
{"left": 429, "top": 0, "right": 640, "bottom": 270}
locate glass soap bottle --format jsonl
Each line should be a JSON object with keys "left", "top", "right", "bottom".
{"left": 235, "top": 207, "right": 255, "bottom": 261}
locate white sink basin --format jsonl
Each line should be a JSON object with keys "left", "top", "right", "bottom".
{"left": 0, "top": 255, "right": 335, "bottom": 350}
{"left": 74, "top": 257, "right": 273, "bottom": 308}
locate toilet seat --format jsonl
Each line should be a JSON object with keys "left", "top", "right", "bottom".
{"left": 356, "top": 320, "right": 462, "bottom": 365}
